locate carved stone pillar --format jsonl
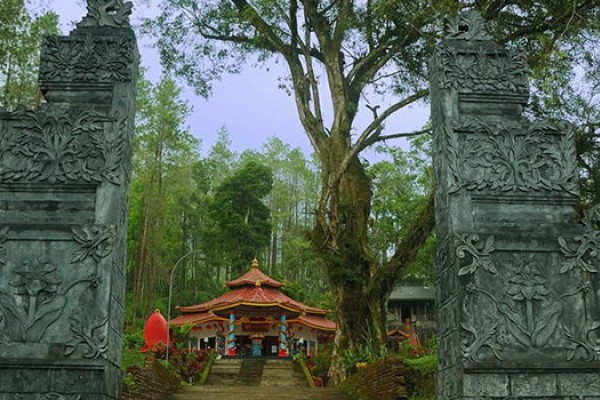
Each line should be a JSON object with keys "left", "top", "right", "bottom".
{"left": 0, "top": 1, "right": 137, "bottom": 399}
{"left": 430, "top": 11, "right": 600, "bottom": 400}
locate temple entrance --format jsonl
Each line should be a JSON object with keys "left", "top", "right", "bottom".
{"left": 237, "top": 335, "right": 279, "bottom": 357}
{"left": 263, "top": 336, "right": 278, "bottom": 356}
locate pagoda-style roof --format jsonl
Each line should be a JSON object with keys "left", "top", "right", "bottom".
{"left": 171, "top": 259, "right": 336, "bottom": 332}
{"left": 176, "top": 285, "right": 325, "bottom": 315}
{"left": 225, "top": 258, "right": 283, "bottom": 288}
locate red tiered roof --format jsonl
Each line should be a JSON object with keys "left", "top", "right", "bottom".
{"left": 170, "top": 259, "right": 336, "bottom": 332}
{"left": 226, "top": 258, "right": 283, "bottom": 288}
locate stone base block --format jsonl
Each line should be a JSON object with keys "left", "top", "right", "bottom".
{"left": 0, "top": 361, "right": 121, "bottom": 400}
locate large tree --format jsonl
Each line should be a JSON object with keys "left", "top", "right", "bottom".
{"left": 204, "top": 160, "right": 273, "bottom": 277}
{"left": 148, "top": 0, "right": 600, "bottom": 378}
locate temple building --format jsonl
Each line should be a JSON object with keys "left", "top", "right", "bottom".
{"left": 169, "top": 259, "right": 336, "bottom": 357}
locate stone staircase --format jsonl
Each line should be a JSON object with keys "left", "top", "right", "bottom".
{"left": 173, "top": 358, "right": 350, "bottom": 400}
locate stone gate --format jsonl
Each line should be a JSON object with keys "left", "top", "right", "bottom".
{"left": 430, "top": 11, "right": 600, "bottom": 400}
{"left": 0, "top": 1, "right": 137, "bottom": 399}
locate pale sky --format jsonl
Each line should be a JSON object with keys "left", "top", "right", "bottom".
{"left": 31, "top": 1, "right": 429, "bottom": 159}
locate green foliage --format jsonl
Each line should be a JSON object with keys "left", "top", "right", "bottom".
{"left": 204, "top": 159, "right": 273, "bottom": 276}
{"left": 120, "top": 348, "right": 146, "bottom": 371}
{"left": 0, "top": 0, "right": 58, "bottom": 109}
{"left": 404, "top": 354, "right": 437, "bottom": 400}
{"left": 369, "top": 135, "right": 435, "bottom": 284}
{"left": 149, "top": 343, "right": 211, "bottom": 384}
{"left": 342, "top": 343, "right": 389, "bottom": 376}
{"left": 123, "top": 329, "right": 145, "bottom": 351}
{"left": 128, "top": 72, "right": 201, "bottom": 320}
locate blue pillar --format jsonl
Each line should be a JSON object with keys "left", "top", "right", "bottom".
{"left": 279, "top": 314, "right": 288, "bottom": 357}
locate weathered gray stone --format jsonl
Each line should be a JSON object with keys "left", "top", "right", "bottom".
{"left": 558, "top": 373, "right": 600, "bottom": 395}
{"left": 511, "top": 374, "right": 557, "bottom": 396}
{"left": 0, "top": 1, "right": 138, "bottom": 399}
{"left": 430, "top": 10, "right": 600, "bottom": 400}
{"left": 463, "top": 374, "right": 510, "bottom": 397}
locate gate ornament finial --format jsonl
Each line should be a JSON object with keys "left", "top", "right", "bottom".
{"left": 444, "top": 10, "right": 491, "bottom": 41}
{"left": 77, "top": 0, "right": 133, "bottom": 28}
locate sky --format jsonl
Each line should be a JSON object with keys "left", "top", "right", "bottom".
{"left": 31, "top": 1, "right": 430, "bottom": 160}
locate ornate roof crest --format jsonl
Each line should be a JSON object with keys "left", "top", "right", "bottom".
{"left": 445, "top": 10, "right": 491, "bottom": 41}
{"left": 77, "top": 0, "right": 133, "bottom": 28}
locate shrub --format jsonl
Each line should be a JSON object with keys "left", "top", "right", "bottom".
{"left": 148, "top": 342, "right": 210, "bottom": 384}
{"left": 404, "top": 354, "right": 437, "bottom": 400}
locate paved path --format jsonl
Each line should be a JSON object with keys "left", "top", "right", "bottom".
{"left": 173, "top": 358, "right": 350, "bottom": 400}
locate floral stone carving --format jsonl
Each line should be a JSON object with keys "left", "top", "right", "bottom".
{"left": 462, "top": 260, "right": 563, "bottom": 360}
{"left": 448, "top": 118, "right": 577, "bottom": 194}
{"left": 65, "top": 316, "right": 109, "bottom": 359}
{"left": 436, "top": 45, "right": 528, "bottom": 94}
{"left": 40, "top": 34, "right": 135, "bottom": 83}
{"left": 456, "top": 234, "right": 496, "bottom": 276}
{"left": 558, "top": 204, "right": 600, "bottom": 273}
{"left": 0, "top": 109, "right": 125, "bottom": 185}
{"left": 71, "top": 225, "right": 116, "bottom": 264}
{"left": 0, "top": 258, "right": 98, "bottom": 343}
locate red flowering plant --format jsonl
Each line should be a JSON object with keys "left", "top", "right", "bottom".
{"left": 305, "top": 350, "right": 331, "bottom": 387}
{"left": 150, "top": 342, "right": 209, "bottom": 383}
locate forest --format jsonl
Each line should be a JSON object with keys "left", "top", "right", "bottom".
{"left": 1, "top": 0, "right": 599, "bottom": 384}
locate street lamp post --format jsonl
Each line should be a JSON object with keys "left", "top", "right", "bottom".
{"left": 166, "top": 250, "right": 203, "bottom": 363}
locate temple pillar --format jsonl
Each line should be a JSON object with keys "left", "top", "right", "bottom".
{"left": 278, "top": 314, "right": 289, "bottom": 357}
{"left": 227, "top": 312, "right": 236, "bottom": 356}
{"left": 430, "top": 11, "right": 600, "bottom": 400}
{"left": 0, "top": 1, "right": 137, "bottom": 399}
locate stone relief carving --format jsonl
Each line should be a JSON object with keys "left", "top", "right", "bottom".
{"left": 558, "top": 205, "right": 600, "bottom": 273}
{"left": 0, "top": 258, "right": 98, "bottom": 343}
{"left": 447, "top": 117, "right": 577, "bottom": 194}
{"left": 78, "top": 0, "right": 132, "bottom": 28}
{"left": 462, "top": 260, "right": 563, "bottom": 360}
{"left": 41, "top": 35, "right": 135, "bottom": 82}
{"left": 436, "top": 46, "right": 528, "bottom": 93}
{"left": 562, "top": 280, "right": 600, "bottom": 361}
{"left": 0, "top": 226, "right": 8, "bottom": 266}
{"left": 65, "top": 315, "right": 109, "bottom": 359}
{"left": 456, "top": 234, "right": 496, "bottom": 276}
{"left": 557, "top": 204, "right": 600, "bottom": 360}
{"left": 445, "top": 11, "right": 491, "bottom": 41}
{"left": 460, "top": 250, "right": 600, "bottom": 362}
{"left": 14, "top": 394, "right": 81, "bottom": 400}
{"left": 0, "top": 110, "right": 125, "bottom": 185}
{"left": 71, "top": 225, "right": 116, "bottom": 264}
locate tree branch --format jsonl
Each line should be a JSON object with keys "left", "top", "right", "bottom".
{"left": 355, "top": 89, "right": 429, "bottom": 154}
{"left": 372, "top": 193, "right": 435, "bottom": 295}
{"left": 364, "top": 128, "right": 431, "bottom": 147}
{"left": 230, "top": 0, "right": 290, "bottom": 56}
{"left": 301, "top": 6, "right": 324, "bottom": 126}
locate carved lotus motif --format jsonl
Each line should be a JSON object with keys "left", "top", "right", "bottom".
{"left": 12, "top": 259, "right": 62, "bottom": 298}
{"left": 506, "top": 263, "right": 549, "bottom": 301}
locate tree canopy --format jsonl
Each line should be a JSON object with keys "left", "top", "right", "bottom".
{"left": 205, "top": 159, "right": 274, "bottom": 276}
{"left": 0, "top": 0, "right": 58, "bottom": 110}
{"left": 148, "top": 0, "right": 600, "bottom": 381}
